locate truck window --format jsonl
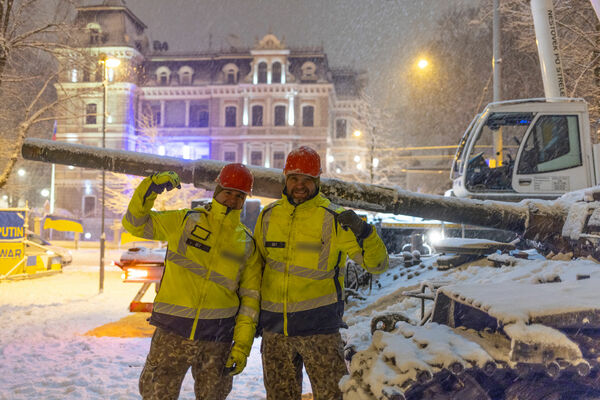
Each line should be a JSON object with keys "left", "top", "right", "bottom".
{"left": 517, "top": 115, "right": 581, "bottom": 174}
{"left": 464, "top": 112, "right": 531, "bottom": 191}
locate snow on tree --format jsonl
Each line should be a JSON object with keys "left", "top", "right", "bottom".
{"left": 497, "top": 0, "right": 600, "bottom": 138}
{"left": 391, "top": 0, "right": 598, "bottom": 194}
{"left": 0, "top": 0, "right": 95, "bottom": 201}
{"left": 325, "top": 92, "right": 401, "bottom": 188}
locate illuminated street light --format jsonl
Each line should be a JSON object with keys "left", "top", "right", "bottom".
{"left": 354, "top": 155, "right": 361, "bottom": 163}
{"left": 104, "top": 57, "right": 121, "bottom": 69}
{"left": 98, "top": 54, "right": 120, "bottom": 294}
{"left": 17, "top": 169, "right": 26, "bottom": 177}
{"left": 353, "top": 130, "right": 362, "bottom": 137}
{"left": 417, "top": 58, "right": 429, "bottom": 69}
{"left": 41, "top": 189, "right": 50, "bottom": 197}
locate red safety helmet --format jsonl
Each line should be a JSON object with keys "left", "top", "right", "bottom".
{"left": 283, "top": 146, "right": 322, "bottom": 178}
{"left": 215, "top": 163, "right": 254, "bottom": 195}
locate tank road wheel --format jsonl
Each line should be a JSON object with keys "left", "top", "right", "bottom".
{"left": 406, "top": 370, "right": 496, "bottom": 400}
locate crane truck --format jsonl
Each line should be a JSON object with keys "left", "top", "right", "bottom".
{"left": 450, "top": 0, "right": 600, "bottom": 201}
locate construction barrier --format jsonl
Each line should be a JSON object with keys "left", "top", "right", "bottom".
{"left": 0, "top": 208, "right": 63, "bottom": 279}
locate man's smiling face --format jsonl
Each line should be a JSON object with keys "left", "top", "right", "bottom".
{"left": 285, "top": 174, "right": 317, "bottom": 205}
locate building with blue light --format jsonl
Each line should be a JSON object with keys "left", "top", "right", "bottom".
{"left": 54, "top": 0, "right": 370, "bottom": 239}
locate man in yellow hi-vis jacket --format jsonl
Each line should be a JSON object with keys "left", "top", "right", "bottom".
{"left": 254, "top": 146, "right": 389, "bottom": 400}
{"left": 122, "top": 164, "right": 262, "bottom": 400}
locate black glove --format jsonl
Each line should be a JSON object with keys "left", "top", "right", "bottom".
{"left": 143, "top": 171, "right": 182, "bottom": 204}
{"left": 149, "top": 171, "right": 181, "bottom": 194}
{"left": 337, "top": 210, "right": 372, "bottom": 240}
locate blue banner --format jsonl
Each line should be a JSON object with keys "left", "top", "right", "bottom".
{"left": 0, "top": 211, "right": 25, "bottom": 240}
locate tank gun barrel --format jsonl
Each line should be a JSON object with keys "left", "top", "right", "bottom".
{"left": 22, "top": 138, "right": 564, "bottom": 238}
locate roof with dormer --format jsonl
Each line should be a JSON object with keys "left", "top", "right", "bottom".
{"left": 77, "top": 1, "right": 147, "bottom": 29}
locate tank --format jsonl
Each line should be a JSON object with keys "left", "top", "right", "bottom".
{"left": 22, "top": 138, "right": 600, "bottom": 399}
{"left": 342, "top": 277, "right": 600, "bottom": 400}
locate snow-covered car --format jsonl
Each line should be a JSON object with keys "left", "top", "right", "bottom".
{"left": 118, "top": 246, "right": 166, "bottom": 265}
{"left": 115, "top": 246, "right": 167, "bottom": 312}
{"left": 25, "top": 232, "right": 73, "bottom": 265}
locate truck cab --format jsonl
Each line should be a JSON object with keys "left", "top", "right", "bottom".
{"left": 451, "top": 98, "right": 596, "bottom": 201}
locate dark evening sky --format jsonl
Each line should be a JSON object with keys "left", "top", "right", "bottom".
{"left": 119, "top": 0, "right": 478, "bottom": 104}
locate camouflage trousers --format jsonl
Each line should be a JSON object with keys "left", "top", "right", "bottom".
{"left": 262, "top": 330, "right": 348, "bottom": 400}
{"left": 139, "top": 327, "right": 233, "bottom": 400}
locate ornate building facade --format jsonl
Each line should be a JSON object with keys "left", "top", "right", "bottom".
{"left": 55, "top": 0, "right": 370, "bottom": 239}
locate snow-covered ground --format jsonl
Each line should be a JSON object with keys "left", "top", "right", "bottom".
{"left": 0, "top": 249, "right": 310, "bottom": 400}
{"left": 2, "top": 246, "right": 600, "bottom": 399}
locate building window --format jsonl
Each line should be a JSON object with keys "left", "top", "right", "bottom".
{"left": 272, "top": 62, "right": 282, "bottom": 83}
{"left": 71, "top": 69, "right": 78, "bottom": 83}
{"left": 83, "top": 68, "right": 90, "bottom": 82}
{"left": 107, "top": 67, "right": 115, "bottom": 82}
{"left": 83, "top": 195, "right": 96, "bottom": 217}
{"left": 252, "top": 105, "right": 263, "bottom": 126}
{"left": 151, "top": 105, "right": 161, "bottom": 126}
{"left": 87, "top": 23, "right": 102, "bottom": 44}
{"left": 257, "top": 62, "right": 267, "bottom": 84}
{"left": 181, "top": 71, "right": 192, "bottom": 85}
{"left": 336, "top": 119, "right": 347, "bottom": 139}
{"left": 274, "top": 105, "right": 286, "bottom": 126}
{"left": 224, "top": 151, "right": 237, "bottom": 162}
{"left": 182, "top": 145, "right": 191, "bottom": 159}
{"left": 222, "top": 63, "right": 239, "bottom": 84}
{"left": 272, "top": 151, "right": 285, "bottom": 169}
{"left": 227, "top": 71, "right": 236, "bottom": 84}
{"left": 159, "top": 71, "right": 169, "bottom": 85}
{"left": 302, "top": 105, "right": 314, "bottom": 127}
{"left": 190, "top": 104, "right": 209, "bottom": 127}
{"left": 250, "top": 150, "right": 263, "bottom": 166}
{"left": 90, "top": 29, "right": 100, "bottom": 44}
{"left": 85, "top": 103, "right": 97, "bottom": 125}
{"left": 225, "top": 106, "right": 237, "bottom": 127}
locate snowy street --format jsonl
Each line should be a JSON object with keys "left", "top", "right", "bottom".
{"left": 0, "top": 249, "right": 305, "bottom": 400}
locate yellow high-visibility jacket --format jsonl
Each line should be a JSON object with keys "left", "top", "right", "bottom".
{"left": 122, "top": 176, "right": 262, "bottom": 356}
{"left": 254, "top": 192, "right": 388, "bottom": 336}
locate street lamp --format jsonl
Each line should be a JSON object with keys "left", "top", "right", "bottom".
{"left": 417, "top": 58, "right": 429, "bottom": 70}
{"left": 355, "top": 128, "right": 378, "bottom": 183}
{"left": 98, "top": 54, "right": 120, "bottom": 293}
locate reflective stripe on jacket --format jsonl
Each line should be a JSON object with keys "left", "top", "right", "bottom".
{"left": 121, "top": 176, "right": 262, "bottom": 356}
{"left": 254, "top": 192, "right": 388, "bottom": 337}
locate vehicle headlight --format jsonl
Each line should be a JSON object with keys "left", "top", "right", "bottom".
{"left": 428, "top": 230, "right": 444, "bottom": 245}
{"left": 127, "top": 268, "right": 149, "bottom": 279}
